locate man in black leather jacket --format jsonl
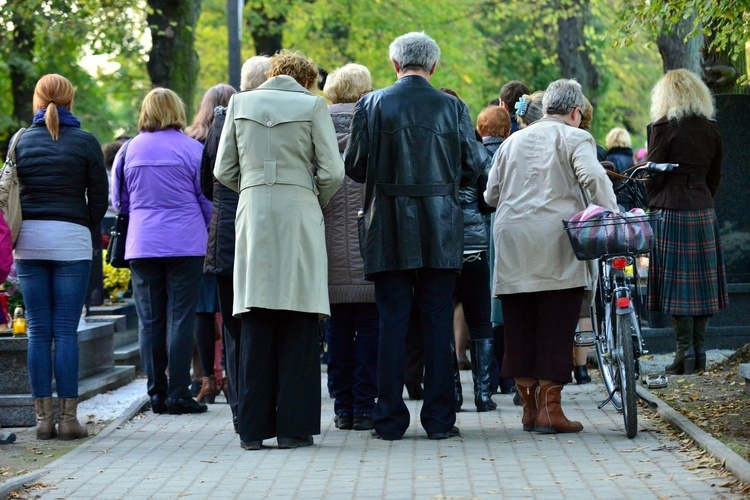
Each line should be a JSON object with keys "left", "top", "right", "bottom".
{"left": 344, "top": 31, "right": 484, "bottom": 441}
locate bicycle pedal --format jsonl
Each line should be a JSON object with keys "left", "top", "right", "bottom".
{"left": 644, "top": 373, "right": 668, "bottom": 389}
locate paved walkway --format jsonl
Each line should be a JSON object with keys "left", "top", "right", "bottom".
{"left": 13, "top": 371, "right": 746, "bottom": 499}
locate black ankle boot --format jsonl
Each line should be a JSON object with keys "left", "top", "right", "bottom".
{"left": 573, "top": 365, "right": 591, "bottom": 384}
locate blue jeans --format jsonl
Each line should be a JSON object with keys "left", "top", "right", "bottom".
{"left": 16, "top": 259, "right": 92, "bottom": 399}
{"left": 325, "top": 303, "right": 379, "bottom": 416}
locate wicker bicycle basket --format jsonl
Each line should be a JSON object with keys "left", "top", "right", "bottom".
{"left": 563, "top": 211, "right": 662, "bottom": 261}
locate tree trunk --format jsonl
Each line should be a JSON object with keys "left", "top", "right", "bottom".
{"left": 702, "top": 34, "right": 744, "bottom": 94}
{"left": 146, "top": 0, "right": 202, "bottom": 117}
{"left": 247, "top": 5, "right": 284, "bottom": 56}
{"left": 656, "top": 16, "right": 702, "bottom": 74}
{"left": 556, "top": 0, "right": 599, "bottom": 98}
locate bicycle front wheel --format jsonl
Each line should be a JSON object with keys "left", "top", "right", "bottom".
{"left": 616, "top": 311, "right": 638, "bottom": 438}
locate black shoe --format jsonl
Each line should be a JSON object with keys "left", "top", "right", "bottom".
{"left": 277, "top": 436, "right": 313, "bottom": 449}
{"left": 0, "top": 431, "right": 16, "bottom": 444}
{"left": 405, "top": 382, "right": 424, "bottom": 400}
{"left": 166, "top": 397, "right": 208, "bottom": 415}
{"left": 353, "top": 413, "right": 374, "bottom": 430}
{"left": 574, "top": 365, "right": 592, "bottom": 384}
{"left": 513, "top": 390, "right": 522, "bottom": 406}
{"left": 334, "top": 412, "right": 353, "bottom": 430}
{"left": 370, "top": 428, "right": 402, "bottom": 441}
{"left": 428, "top": 426, "right": 461, "bottom": 440}
{"left": 241, "top": 440, "right": 263, "bottom": 450}
{"left": 150, "top": 395, "right": 167, "bottom": 414}
{"left": 189, "top": 380, "right": 202, "bottom": 398}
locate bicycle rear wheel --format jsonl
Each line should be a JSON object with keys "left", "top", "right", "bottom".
{"left": 594, "top": 304, "right": 623, "bottom": 411}
{"left": 616, "top": 311, "right": 638, "bottom": 438}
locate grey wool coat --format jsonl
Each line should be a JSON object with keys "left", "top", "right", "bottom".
{"left": 214, "top": 76, "right": 345, "bottom": 318}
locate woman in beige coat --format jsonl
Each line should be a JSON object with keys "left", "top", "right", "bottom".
{"left": 215, "top": 50, "right": 344, "bottom": 450}
{"left": 484, "top": 79, "right": 617, "bottom": 434}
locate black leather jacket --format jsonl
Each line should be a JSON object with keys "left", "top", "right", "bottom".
{"left": 201, "top": 108, "right": 237, "bottom": 275}
{"left": 345, "top": 76, "right": 484, "bottom": 277}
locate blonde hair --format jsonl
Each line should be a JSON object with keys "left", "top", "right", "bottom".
{"left": 476, "top": 106, "right": 511, "bottom": 138}
{"left": 186, "top": 84, "right": 236, "bottom": 142}
{"left": 517, "top": 91, "right": 544, "bottom": 128}
{"left": 605, "top": 127, "right": 631, "bottom": 149}
{"left": 33, "top": 74, "right": 76, "bottom": 141}
{"left": 241, "top": 56, "right": 271, "bottom": 91}
{"left": 266, "top": 50, "right": 319, "bottom": 91}
{"left": 580, "top": 96, "right": 594, "bottom": 130}
{"left": 138, "top": 88, "right": 187, "bottom": 132}
{"left": 650, "top": 69, "right": 714, "bottom": 122}
{"left": 324, "top": 64, "right": 372, "bottom": 104}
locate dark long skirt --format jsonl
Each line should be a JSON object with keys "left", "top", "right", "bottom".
{"left": 647, "top": 208, "right": 729, "bottom": 316}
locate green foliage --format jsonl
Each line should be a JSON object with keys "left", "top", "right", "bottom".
{"left": 609, "top": 0, "right": 750, "bottom": 69}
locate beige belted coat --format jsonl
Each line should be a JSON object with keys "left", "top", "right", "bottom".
{"left": 484, "top": 115, "right": 617, "bottom": 296}
{"left": 214, "top": 75, "right": 345, "bottom": 317}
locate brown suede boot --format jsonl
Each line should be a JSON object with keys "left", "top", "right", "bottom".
{"left": 516, "top": 382, "right": 538, "bottom": 432}
{"left": 34, "top": 397, "right": 57, "bottom": 440}
{"left": 534, "top": 383, "right": 583, "bottom": 434}
{"left": 196, "top": 376, "right": 217, "bottom": 404}
{"left": 58, "top": 398, "right": 89, "bottom": 440}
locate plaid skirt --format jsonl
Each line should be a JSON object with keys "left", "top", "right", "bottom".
{"left": 646, "top": 208, "right": 729, "bottom": 315}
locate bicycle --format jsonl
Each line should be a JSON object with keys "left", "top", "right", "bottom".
{"left": 564, "top": 161, "right": 677, "bottom": 439}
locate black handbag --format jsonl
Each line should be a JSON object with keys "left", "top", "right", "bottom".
{"left": 106, "top": 139, "right": 132, "bottom": 268}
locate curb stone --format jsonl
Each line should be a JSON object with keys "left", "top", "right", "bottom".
{"left": 0, "top": 395, "right": 149, "bottom": 500}
{"left": 639, "top": 385, "right": 750, "bottom": 485}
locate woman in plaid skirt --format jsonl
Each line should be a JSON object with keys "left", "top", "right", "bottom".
{"left": 645, "top": 69, "right": 729, "bottom": 375}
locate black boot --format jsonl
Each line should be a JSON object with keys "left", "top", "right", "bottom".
{"left": 666, "top": 316, "right": 695, "bottom": 375}
{"left": 470, "top": 339, "right": 496, "bottom": 412}
{"left": 693, "top": 315, "right": 709, "bottom": 372}
{"left": 573, "top": 365, "right": 591, "bottom": 384}
{"left": 450, "top": 340, "right": 463, "bottom": 412}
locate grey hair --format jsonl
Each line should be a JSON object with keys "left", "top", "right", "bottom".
{"left": 542, "top": 79, "right": 584, "bottom": 116}
{"left": 241, "top": 55, "right": 271, "bottom": 91}
{"left": 388, "top": 32, "right": 440, "bottom": 72}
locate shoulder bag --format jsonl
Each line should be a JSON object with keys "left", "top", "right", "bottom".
{"left": 106, "top": 139, "right": 132, "bottom": 268}
{"left": 0, "top": 128, "right": 27, "bottom": 247}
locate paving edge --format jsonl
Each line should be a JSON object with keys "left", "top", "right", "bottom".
{"left": 0, "top": 395, "right": 149, "bottom": 500}
{"left": 639, "top": 385, "right": 750, "bottom": 485}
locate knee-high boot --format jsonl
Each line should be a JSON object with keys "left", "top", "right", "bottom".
{"left": 449, "top": 340, "right": 463, "bottom": 412}
{"left": 470, "top": 339, "right": 496, "bottom": 412}
{"left": 666, "top": 316, "right": 695, "bottom": 375}
{"left": 693, "top": 315, "right": 709, "bottom": 372}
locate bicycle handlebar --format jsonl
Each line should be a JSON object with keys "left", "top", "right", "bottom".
{"left": 644, "top": 162, "right": 678, "bottom": 173}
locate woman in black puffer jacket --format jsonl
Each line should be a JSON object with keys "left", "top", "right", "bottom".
{"left": 442, "top": 90, "right": 495, "bottom": 412}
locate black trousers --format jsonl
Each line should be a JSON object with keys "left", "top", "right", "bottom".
{"left": 216, "top": 275, "right": 240, "bottom": 418}
{"left": 238, "top": 308, "right": 321, "bottom": 442}
{"left": 130, "top": 257, "right": 203, "bottom": 401}
{"left": 372, "top": 269, "right": 457, "bottom": 439}
{"left": 500, "top": 288, "right": 584, "bottom": 384}
{"left": 455, "top": 251, "right": 492, "bottom": 341}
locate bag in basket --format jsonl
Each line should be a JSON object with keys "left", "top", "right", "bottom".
{"left": 564, "top": 204, "right": 656, "bottom": 260}
{"left": 0, "top": 128, "right": 26, "bottom": 247}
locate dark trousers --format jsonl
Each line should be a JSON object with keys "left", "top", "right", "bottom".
{"left": 216, "top": 275, "right": 240, "bottom": 418}
{"left": 404, "top": 306, "right": 424, "bottom": 385}
{"left": 373, "top": 269, "right": 457, "bottom": 439}
{"left": 130, "top": 257, "right": 203, "bottom": 401}
{"left": 238, "top": 308, "right": 321, "bottom": 442}
{"left": 455, "top": 251, "right": 492, "bottom": 341}
{"left": 325, "top": 303, "right": 379, "bottom": 416}
{"left": 500, "top": 288, "right": 584, "bottom": 384}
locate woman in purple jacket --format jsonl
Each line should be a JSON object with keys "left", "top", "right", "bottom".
{"left": 112, "top": 88, "right": 213, "bottom": 415}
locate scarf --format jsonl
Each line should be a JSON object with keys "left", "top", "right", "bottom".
{"left": 32, "top": 107, "right": 81, "bottom": 129}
